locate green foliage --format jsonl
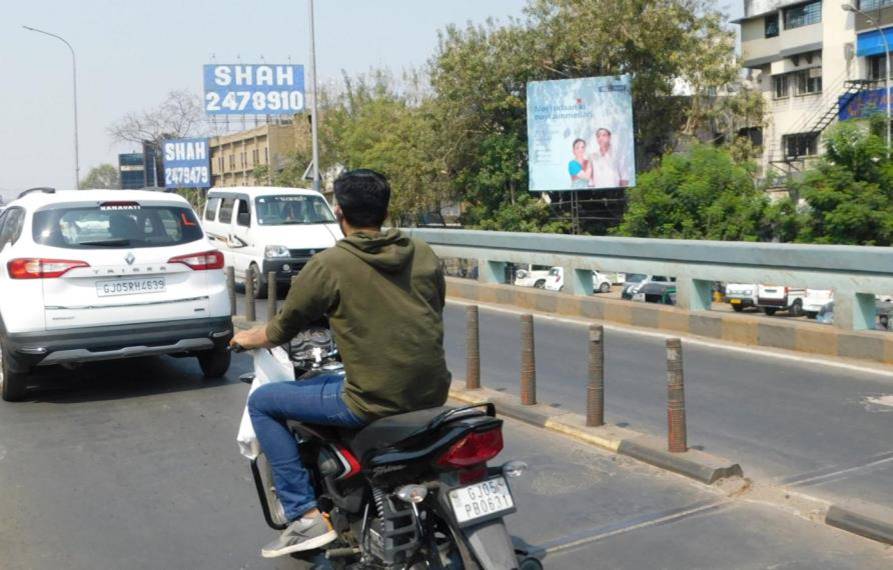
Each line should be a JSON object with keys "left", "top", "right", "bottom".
{"left": 426, "top": 0, "right": 744, "bottom": 232}
{"left": 793, "top": 119, "right": 893, "bottom": 245}
{"left": 613, "top": 145, "right": 773, "bottom": 241}
{"left": 80, "top": 164, "right": 120, "bottom": 189}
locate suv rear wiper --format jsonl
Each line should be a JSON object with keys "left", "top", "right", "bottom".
{"left": 76, "top": 239, "right": 131, "bottom": 246}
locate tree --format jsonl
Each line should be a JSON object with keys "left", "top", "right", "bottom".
{"left": 108, "top": 90, "right": 207, "bottom": 146}
{"left": 793, "top": 118, "right": 893, "bottom": 245}
{"left": 428, "top": 0, "right": 747, "bottom": 232}
{"left": 80, "top": 163, "right": 120, "bottom": 189}
{"left": 613, "top": 145, "right": 777, "bottom": 241}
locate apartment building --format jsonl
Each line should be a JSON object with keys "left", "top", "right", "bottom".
{"left": 736, "top": 0, "right": 890, "bottom": 182}
{"left": 209, "top": 119, "right": 311, "bottom": 187}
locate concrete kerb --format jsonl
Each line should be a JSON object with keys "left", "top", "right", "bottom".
{"left": 448, "top": 381, "right": 742, "bottom": 486}
{"left": 826, "top": 503, "right": 893, "bottom": 546}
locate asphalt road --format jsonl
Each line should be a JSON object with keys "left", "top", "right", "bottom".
{"left": 236, "top": 289, "right": 893, "bottom": 510}
{"left": 1, "top": 353, "right": 891, "bottom": 569}
{"left": 441, "top": 301, "right": 893, "bottom": 510}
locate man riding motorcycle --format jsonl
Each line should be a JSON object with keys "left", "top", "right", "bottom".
{"left": 230, "top": 169, "right": 451, "bottom": 558}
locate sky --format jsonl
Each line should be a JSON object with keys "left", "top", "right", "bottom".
{"left": 0, "top": 0, "right": 740, "bottom": 201}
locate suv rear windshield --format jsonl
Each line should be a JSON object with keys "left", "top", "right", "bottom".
{"left": 255, "top": 195, "right": 335, "bottom": 225}
{"left": 33, "top": 204, "right": 204, "bottom": 249}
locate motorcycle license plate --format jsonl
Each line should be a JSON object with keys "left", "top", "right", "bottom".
{"left": 448, "top": 476, "right": 515, "bottom": 525}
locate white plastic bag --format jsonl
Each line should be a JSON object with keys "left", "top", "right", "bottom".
{"left": 236, "top": 347, "right": 295, "bottom": 459}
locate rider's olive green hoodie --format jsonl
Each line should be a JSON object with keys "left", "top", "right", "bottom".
{"left": 265, "top": 229, "right": 451, "bottom": 421}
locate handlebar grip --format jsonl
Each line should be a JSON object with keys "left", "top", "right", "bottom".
{"left": 229, "top": 343, "right": 246, "bottom": 353}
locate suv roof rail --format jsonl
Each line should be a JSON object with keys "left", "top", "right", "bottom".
{"left": 18, "top": 187, "right": 56, "bottom": 199}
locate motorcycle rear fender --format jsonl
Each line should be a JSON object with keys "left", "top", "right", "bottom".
{"left": 462, "top": 519, "right": 519, "bottom": 570}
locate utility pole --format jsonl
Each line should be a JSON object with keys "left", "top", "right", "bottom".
{"left": 308, "top": 0, "right": 321, "bottom": 191}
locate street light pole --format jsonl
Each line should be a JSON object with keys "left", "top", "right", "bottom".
{"left": 23, "top": 25, "right": 81, "bottom": 188}
{"left": 307, "top": 0, "right": 321, "bottom": 192}
{"left": 842, "top": 4, "right": 891, "bottom": 158}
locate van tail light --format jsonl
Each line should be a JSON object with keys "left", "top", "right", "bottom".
{"left": 168, "top": 250, "right": 224, "bottom": 270}
{"left": 436, "top": 428, "right": 504, "bottom": 469}
{"left": 8, "top": 258, "right": 89, "bottom": 279}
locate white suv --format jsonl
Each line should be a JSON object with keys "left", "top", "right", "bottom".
{"left": 0, "top": 188, "right": 233, "bottom": 401}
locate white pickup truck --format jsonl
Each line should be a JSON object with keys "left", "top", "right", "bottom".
{"left": 725, "top": 283, "right": 758, "bottom": 312}
{"left": 756, "top": 285, "right": 808, "bottom": 316}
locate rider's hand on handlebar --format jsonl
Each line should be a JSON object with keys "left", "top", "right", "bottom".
{"left": 230, "top": 327, "right": 271, "bottom": 352}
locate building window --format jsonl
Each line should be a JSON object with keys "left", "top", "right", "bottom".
{"left": 218, "top": 156, "right": 224, "bottom": 172}
{"left": 869, "top": 54, "right": 889, "bottom": 80}
{"left": 784, "top": 1, "right": 821, "bottom": 30}
{"left": 860, "top": 0, "right": 893, "bottom": 10}
{"left": 229, "top": 155, "right": 235, "bottom": 169}
{"left": 795, "top": 69, "right": 822, "bottom": 95}
{"left": 765, "top": 14, "right": 779, "bottom": 38}
{"left": 773, "top": 74, "right": 790, "bottom": 99}
{"left": 264, "top": 148, "right": 269, "bottom": 164}
{"left": 252, "top": 149, "right": 259, "bottom": 165}
{"left": 782, "top": 132, "right": 820, "bottom": 157}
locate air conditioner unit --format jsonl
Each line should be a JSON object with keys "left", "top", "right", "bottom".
{"left": 809, "top": 67, "right": 822, "bottom": 78}
{"left": 844, "top": 42, "right": 855, "bottom": 61}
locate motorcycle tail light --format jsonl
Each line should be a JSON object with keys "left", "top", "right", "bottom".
{"left": 436, "top": 428, "right": 504, "bottom": 469}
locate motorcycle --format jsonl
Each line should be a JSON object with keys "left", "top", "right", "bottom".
{"left": 236, "top": 324, "right": 541, "bottom": 569}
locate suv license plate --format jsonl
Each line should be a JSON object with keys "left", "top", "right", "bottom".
{"left": 448, "top": 476, "right": 515, "bottom": 525}
{"left": 96, "top": 278, "right": 166, "bottom": 297}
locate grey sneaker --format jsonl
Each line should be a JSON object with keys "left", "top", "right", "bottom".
{"left": 261, "top": 513, "right": 337, "bottom": 558}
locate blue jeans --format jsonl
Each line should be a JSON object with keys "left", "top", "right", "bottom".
{"left": 248, "top": 374, "right": 366, "bottom": 521}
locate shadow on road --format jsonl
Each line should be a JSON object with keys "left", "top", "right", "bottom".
{"left": 20, "top": 355, "right": 247, "bottom": 404}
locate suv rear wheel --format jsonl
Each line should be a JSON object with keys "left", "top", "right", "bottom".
{"left": 0, "top": 340, "right": 28, "bottom": 402}
{"left": 197, "top": 344, "right": 231, "bottom": 378}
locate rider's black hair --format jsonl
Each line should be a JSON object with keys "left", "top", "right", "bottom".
{"left": 333, "top": 169, "right": 391, "bottom": 228}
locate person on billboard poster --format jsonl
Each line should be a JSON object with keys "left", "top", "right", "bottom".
{"left": 567, "top": 138, "right": 593, "bottom": 189}
{"left": 590, "top": 128, "right": 629, "bottom": 188}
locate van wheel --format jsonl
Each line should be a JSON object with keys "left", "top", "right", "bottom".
{"left": 534, "top": 280, "right": 545, "bottom": 289}
{"left": 599, "top": 282, "right": 611, "bottom": 293}
{"left": 0, "top": 340, "right": 28, "bottom": 402}
{"left": 198, "top": 344, "right": 231, "bottom": 378}
{"left": 763, "top": 307, "right": 778, "bottom": 316}
{"left": 789, "top": 299, "right": 804, "bottom": 317}
{"left": 250, "top": 263, "right": 268, "bottom": 299}
{"left": 732, "top": 304, "right": 745, "bottom": 313}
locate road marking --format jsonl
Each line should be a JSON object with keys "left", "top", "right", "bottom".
{"left": 780, "top": 451, "right": 893, "bottom": 487}
{"left": 537, "top": 499, "right": 729, "bottom": 555}
{"left": 864, "top": 395, "right": 893, "bottom": 408}
{"left": 446, "top": 298, "right": 893, "bottom": 380}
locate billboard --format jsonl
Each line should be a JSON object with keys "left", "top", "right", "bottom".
{"left": 839, "top": 86, "right": 891, "bottom": 121}
{"left": 203, "top": 64, "right": 305, "bottom": 115}
{"left": 119, "top": 153, "right": 146, "bottom": 189}
{"left": 162, "top": 138, "right": 210, "bottom": 189}
{"left": 526, "top": 75, "right": 635, "bottom": 191}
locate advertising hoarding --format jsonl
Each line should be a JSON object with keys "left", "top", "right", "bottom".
{"left": 839, "top": 87, "right": 891, "bottom": 121}
{"left": 203, "top": 64, "right": 305, "bottom": 115}
{"left": 526, "top": 75, "right": 636, "bottom": 191}
{"left": 162, "top": 138, "right": 210, "bottom": 189}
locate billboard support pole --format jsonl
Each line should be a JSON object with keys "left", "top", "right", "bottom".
{"left": 308, "top": 0, "right": 321, "bottom": 192}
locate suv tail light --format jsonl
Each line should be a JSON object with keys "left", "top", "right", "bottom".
{"left": 436, "top": 428, "right": 504, "bottom": 469}
{"left": 168, "top": 250, "right": 224, "bottom": 271}
{"left": 8, "top": 258, "right": 89, "bottom": 279}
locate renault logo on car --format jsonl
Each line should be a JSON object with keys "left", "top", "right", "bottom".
{"left": 125, "top": 252, "right": 136, "bottom": 265}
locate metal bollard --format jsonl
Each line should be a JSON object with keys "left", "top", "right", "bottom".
{"left": 586, "top": 324, "right": 605, "bottom": 427}
{"left": 267, "top": 271, "right": 277, "bottom": 322}
{"left": 666, "top": 338, "right": 688, "bottom": 453}
{"left": 225, "top": 266, "right": 236, "bottom": 316}
{"left": 466, "top": 305, "right": 481, "bottom": 390}
{"left": 520, "top": 314, "right": 536, "bottom": 405}
{"left": 245, "top": 267, "right": 257, "bottom": 322}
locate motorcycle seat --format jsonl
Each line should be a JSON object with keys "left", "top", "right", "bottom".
{"left": 349, "top": 406, "right": 451, "bottom": 461}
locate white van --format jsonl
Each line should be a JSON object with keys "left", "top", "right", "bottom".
{"left": 202, "top": 187, "right": 342, "bottom": 297}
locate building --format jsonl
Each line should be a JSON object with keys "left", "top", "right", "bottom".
{"left": 208, "top": 119, "right": 311, "bottom": 187}
{"left": 735, "top": 0, "right": 888, "bottom": 185}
